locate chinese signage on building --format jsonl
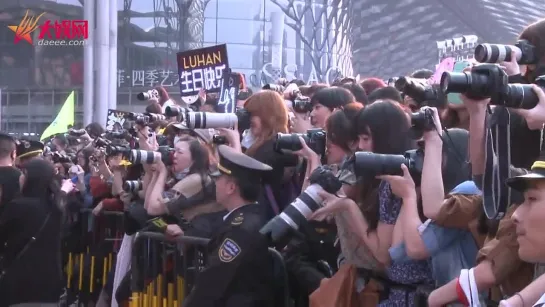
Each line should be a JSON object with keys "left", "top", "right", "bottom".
{"left": 176, "top": 44, "right": 229, "bottom": 97}
{"left": 8, "top": 10, "right": 88, "bottom": 46}
{"left": 116, "top": 69, "right": 180, "bottom": 88}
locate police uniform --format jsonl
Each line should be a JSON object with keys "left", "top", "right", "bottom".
{"left": 183, "top": 145, "right": 275, "bottom": 307}
{"left": 15, "top": 139, "right": 44, "bottom": 164}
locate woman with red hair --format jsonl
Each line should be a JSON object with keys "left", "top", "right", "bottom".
{"left": 360, "top": 77, "right": 386, "bottom": 96}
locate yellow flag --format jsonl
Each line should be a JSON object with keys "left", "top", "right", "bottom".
{"left": 40, "top": 91, "right": 75, "bottom": 141}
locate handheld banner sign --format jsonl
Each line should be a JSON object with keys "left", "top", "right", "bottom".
{"left": 176, "top": 44, "right": 229, "bottom": 100}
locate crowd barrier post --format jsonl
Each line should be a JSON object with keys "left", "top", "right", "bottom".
{"left": 130, "top": 232, "right": 292, "bottom": 307}
{"left": 130, "top": 232, "right": 210, "bottom": 307}
{"left": 63, "top": 209, "right": 125, "bottom": 305}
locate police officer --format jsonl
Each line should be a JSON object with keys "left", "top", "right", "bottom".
{"left": 15, "top": 139, "right": 44, "bottom": 166}
{"left": 183, "top": 145, "right": 275, "bottom": 307}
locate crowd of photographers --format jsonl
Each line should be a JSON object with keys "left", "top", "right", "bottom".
{"left": 3, "top": 17, "right": 545, "bottom": 307}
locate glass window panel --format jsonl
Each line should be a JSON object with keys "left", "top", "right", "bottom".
{"left": 205, "top": 0, "right": 218, "bottom": 18}
{"left": 225, "top": 44, "right": 261, "bottom": 70}
{"left": 217, "top": 0, "right": 264, "bottom": 20}
{"left": 127, "top": 0, "right": 156, "bottom": 13}
{"left": 264, "top": 0, "right": 288, "bottom": 22}
{"left": 203, "top": 17, "right": 217, "bottom": 43}
{"left": 216, "top": 19, "right": 260, "bottom": 45}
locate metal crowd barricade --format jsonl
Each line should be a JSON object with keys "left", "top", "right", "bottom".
{"left": 130, "top": 232, "right": 210, "bottom": 307}
{"left": 63, "top": 209, "right": 125, "bottom": 305}
{"left": 130, "top": 232, "right": 291, "bottom": 307}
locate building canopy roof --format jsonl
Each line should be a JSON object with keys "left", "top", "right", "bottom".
{"left": 351, "top": 0, "right": 545, "bottom": 78}
{"left": 1, "top": 0, "right": 544, "bottom": 79}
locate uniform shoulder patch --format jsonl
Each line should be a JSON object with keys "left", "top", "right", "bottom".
{"left": 231, "top": 214, "right": 244, "bottom": 226}
{"left": 218, "top": 238, "right": 241, "bottom": 263}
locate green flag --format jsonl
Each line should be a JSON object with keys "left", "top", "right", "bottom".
{"left": 40, "top": 91, "right": 75, "bottom": 141}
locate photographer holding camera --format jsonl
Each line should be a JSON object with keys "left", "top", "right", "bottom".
{"left": 241, "top": 91, "right": 299, "bottom": 218}
{"left": 307, "top": 100, "right": 435, "bottom": 305}
{"left": 144, "top": 134, "right": 222, "bottom": 224}
{"left": 279, "top": 83, "right": 313, "bottom": 134}
{"left": 369, "top": 107, "right": 487, "bottom": 300}
{"left": 425, "top": 19, "right": 545, "bottom": 306}
{"left": 309, "top": 87, "right": 355, "bottom": 129}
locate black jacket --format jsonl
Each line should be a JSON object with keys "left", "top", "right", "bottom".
{"left": 0, "top": 197, "right": 63, "bottom": 306}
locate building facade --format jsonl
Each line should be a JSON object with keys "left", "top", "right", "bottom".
{"left": 350, "top": 0, "right": 545, "bottom": 78}
{"left": 0, "top": 0, "right": 353, "bottom": 134}
{"left": 1, "top": 0, "right": 543, "bottom": 134}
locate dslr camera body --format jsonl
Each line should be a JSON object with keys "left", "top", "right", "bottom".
{"left": 68, "top": 128, "right": 87, "bottom": 137}
{"left": 52, "top": 152, "right": 72, "bottom": 164}
{"left": 137, "top": 89, "right": 159, "bottom": 101}
{"left": 292, "top": 95, "right": 312, "bottom": 113}
{"left": 410, "top": 108, "right": 435, "bottom": 133}
{"left": 441, "top": 64, "right": 542, "bottom": 109}
{"left": 94, "top": 137, "right": 112, "bottom": 148}
{"left": 395, "top": 77, "right": 442, "bottom": 107}
{"left": 125, "top": 112, "right": 166, "bottom": 126}
{"left": 212, "top": 135, "right": 228, "bottom": 145}
{"left": 274, "top": 128, "right": 326, "bottom": 156}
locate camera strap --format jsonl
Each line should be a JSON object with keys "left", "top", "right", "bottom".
{"left": 482, "top": 106, "right": 511, "bottom": 219}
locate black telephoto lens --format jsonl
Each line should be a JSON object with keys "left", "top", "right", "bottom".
{"left": 165, "top": 106, "right": 188, "bottom": 118}
{"left": 500, "top": 84, "right": 538, "bottom": 109}
{"left": 106, "top": 145, "right": 131, "bottom": 157}
{"left": 440, "top": 71, "right": 471, "bottom": 94}
{"left": 274, "top": 133, "right": 306, "bottom": 152}
{"left": 353, "top": 152, "right": 408, "bottom": 177}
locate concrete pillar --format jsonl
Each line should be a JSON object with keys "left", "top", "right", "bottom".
{"left": 108, "top": 0, "right": 118, "bottom": 111}
{"left": 83, "top": 0, "right": 95, "bottom": 126}
{"left": 94, "top": 0, "right": 110, "bottom": 126}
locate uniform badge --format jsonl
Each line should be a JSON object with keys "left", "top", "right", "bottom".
{"left": 218, "top": 238, "right": 241, "bottom": 263}
{"left": 231, "top": 215, "right": 244, "bottom": 226}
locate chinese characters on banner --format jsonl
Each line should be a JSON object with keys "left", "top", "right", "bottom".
{"left": 217, "top": 68, "right": 241, "bottom": 114}
{"left": 105, "top": 109, "right": 130, "bottom": 131}
{"left": 116, "top": 69, "right": 180, "bottom": 88}
{"left": 176, "top": 44, "right": 229, "bottom": 97}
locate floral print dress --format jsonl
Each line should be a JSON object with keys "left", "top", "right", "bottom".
{"left": 377, "top": 181, "right": 433, "bottom": 307}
